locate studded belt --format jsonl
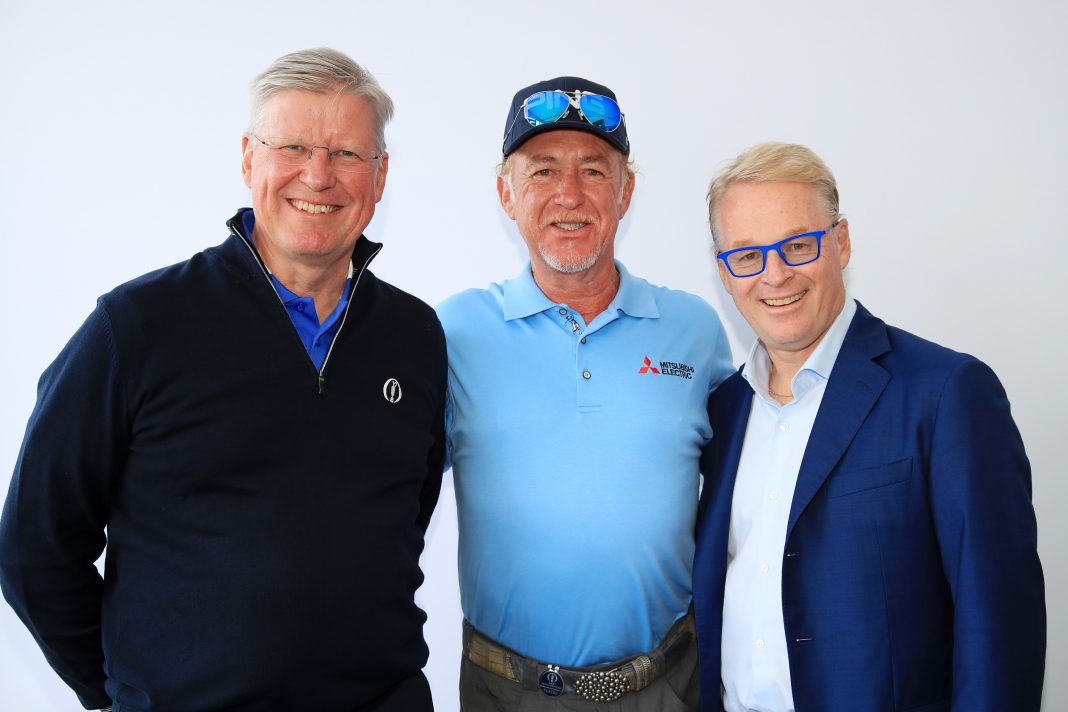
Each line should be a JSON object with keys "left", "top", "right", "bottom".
{"left": 463, "top": 610, "right": 694, "bottom": 703}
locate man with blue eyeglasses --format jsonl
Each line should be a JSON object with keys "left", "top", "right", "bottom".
{"left": 0, "top": 48, "right": 445, "bottom": 711}
{"left": 693, "top": 142, "right": 1045, "bottom": 711}
{"left": 437, "top": 77, "right": 734, "bottom": 711}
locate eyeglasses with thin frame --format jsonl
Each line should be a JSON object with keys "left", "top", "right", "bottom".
{"left": 717, "top": 222, "right": 839, "bottom": 278}
{"left": 251, "top": 134, "right": 382, "bottom": 174}
{"left": 503, "top": 90, "right": 624, "bottom": 149}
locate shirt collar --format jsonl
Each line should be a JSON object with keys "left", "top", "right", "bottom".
{"left": 742, "top": 296, "right": 858, "bottom": 401}
{"left": 502, "top": 261, "right": 660, "bottom": 321}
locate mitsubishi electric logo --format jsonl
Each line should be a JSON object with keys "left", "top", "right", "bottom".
{"left": 382, "top": 378, "right": 402, "bottom": 403}
{"left": 638, "top": 356, "right": 695, "bottom": 380}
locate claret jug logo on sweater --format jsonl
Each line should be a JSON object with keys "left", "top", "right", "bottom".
{"left": 382, "top": 378, "right": 402, "bottom": 403}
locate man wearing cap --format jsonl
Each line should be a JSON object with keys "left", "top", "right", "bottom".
{"left": 437, "top": 77, "right": 734, "bottom": 710}
{"left": 0, "top": 48, "right": 445, "bottom": 710}
{"left": 693, "top": 142, "right": 1045, "bottom": 710}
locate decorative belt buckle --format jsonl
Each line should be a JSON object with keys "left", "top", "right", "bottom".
{"left": 538, "top": 665, "right": 564, "bottom": 697}
{"left": 574, "top": 669, "right": 631, "bottom": 702}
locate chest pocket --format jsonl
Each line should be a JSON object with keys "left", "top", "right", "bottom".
{"left": 825, "top": 457, "right": 913, "bottom": 498}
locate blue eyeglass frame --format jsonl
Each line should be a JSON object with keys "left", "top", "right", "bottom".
{"left": 716, "top": 224, "right": 837, "bottom": 278}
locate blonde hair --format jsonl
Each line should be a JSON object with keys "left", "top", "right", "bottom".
{"left": 707, "top": 142, "right": 839, "bottom": 249}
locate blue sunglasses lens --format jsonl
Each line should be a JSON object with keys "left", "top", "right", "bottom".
{"left": 578, "top": 93, "right": 622, "bottom": 131}
{"left": 524, "top": 91, "right": 571, "bottom": 126}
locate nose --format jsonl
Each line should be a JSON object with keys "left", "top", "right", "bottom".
{"left": 761, "top": 249, "right": 794, "bottom": 285}
{"left": 300, "top": 146, "right": 336, "bottom": 191}
{"left": 553, "top": 170, "right": 584, "bottom": 209}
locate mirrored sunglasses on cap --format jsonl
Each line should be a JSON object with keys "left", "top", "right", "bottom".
{"left": 514, "top": 89, "right": 624, "bottom": 134}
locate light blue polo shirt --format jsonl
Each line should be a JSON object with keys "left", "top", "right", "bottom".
{"left": 438, "top": 262, "right": 734, "bottom": 666}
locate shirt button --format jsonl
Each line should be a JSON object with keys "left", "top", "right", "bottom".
{"left": 582, "top": 370, "right": 592, "bottom": 380}
{"left": 778, "top": 421, "right": 790, "bottom": 432}
{"left": 769, "top": 490, "right": 780, "bottom": 500}
{"left": 558, "top": 307, "right": 567, "bottom": 315}
{"left": 760, "top": 563, "right": 770, "bottom": 573}
{"left": 580, "top": 337, "right": 587, "bottom": 344}
{"left": 296, "top": 303, "right": 306, "bottom": 312}
{"left": 755, "top": 638, "right": 765, "bottom": 649}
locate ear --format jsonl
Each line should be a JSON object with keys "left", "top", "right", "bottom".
{"left": 373, "top": 153, "right": 389, "bottom": 203}
{"left": 241, "top": 134, "right": 254, "bottom": 188}
{"left": 497, "top": 175, "right": 516, "bottom": 220}
{"left": 834, "top": 218, "right": 851, "bottom": 269}
{"left": 617, "top": 171, "right": 636, "bottom": 217}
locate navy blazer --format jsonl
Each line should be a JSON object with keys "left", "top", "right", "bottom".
{"left": 693, "top": 303, "right": 1045, "bottom": 711}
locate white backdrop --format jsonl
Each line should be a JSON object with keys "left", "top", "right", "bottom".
{"left": 1, "top": 1, "right": 1064, "bottom": 709}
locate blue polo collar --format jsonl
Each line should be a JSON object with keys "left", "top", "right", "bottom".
{"left": 502, "top": 261, "right": 660, "bottom": 321}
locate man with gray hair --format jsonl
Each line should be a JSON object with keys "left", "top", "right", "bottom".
{"left": 0, "top": 48, "right": 445, "bottom": 711}
{"left": 438, "top": 76, "right": 734, "bottom": 711}
{"left": 693, "top": 141, "right": 1045, "bottom": 710}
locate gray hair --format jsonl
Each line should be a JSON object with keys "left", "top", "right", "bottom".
{"left": 248, "top": 47, "right": 394, "bottom": 151}
{"left": 707, "top": 142, "right": 840, "bottom": 249}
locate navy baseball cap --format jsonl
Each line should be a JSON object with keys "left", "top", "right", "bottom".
{"left": 502, "top": 76, "right": 630, "bottom": 157}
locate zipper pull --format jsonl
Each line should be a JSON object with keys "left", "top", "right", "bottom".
{"left": 318, "top": 374, "right": 326, "bottom": 396}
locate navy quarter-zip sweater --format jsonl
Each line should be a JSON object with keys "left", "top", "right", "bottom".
{"left": 0, "top": 210, "right": 447, "bottom": 711}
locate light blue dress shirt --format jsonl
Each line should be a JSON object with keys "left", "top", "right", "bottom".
{"left": 721, "top": 298, "right": 857, "bottom": 712}
{"left": 438, "top": 262, "right": 734, "bottom": 666}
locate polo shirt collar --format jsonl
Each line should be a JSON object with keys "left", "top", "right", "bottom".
{"left": 502, "top": 261, "right": 660, "bottom": 321}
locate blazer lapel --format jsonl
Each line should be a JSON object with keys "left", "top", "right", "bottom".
{"left": 786, "top": 303, "right": 892, "bottom": 539}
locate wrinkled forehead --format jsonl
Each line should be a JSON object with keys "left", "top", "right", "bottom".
{"left": 714, "top": 182, "right": 827, "bottom": 250}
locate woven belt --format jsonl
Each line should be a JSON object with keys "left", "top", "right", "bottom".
{"left": 464, "top": 611, "right": 694, "bottom": 703}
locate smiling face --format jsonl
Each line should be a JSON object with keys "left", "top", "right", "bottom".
{"left": 717, "top": 180, "right": 851, "bottom": 366}
{"left": 241, "top": 89, "right": 387, "bottom": 275}
{"left": 498, "top": 130, "right": 633, "bottom": 281}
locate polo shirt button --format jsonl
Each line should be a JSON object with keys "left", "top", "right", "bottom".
{"left": 755, "top": 638, "right": 765, "bottom": 649}
{"left": 558, "top": 308, "right": 567, "bottom": 315}
{"left": 296, "top": 303, "right": 306, "bottom": 312}
{"left": 582, "top": 370, "right": 591, "bottom": 380}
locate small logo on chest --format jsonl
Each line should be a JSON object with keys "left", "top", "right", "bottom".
{"left": 638, "top": 356, "right": 695, "bottom": 379}
{"left": 382, "top": 378, "right": 402, "bottom": 403}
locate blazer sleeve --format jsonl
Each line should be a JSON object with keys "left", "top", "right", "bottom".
{"left": 928, "top": 357, "right": 1045, "bottom": 710}
{"left": 0, "top": 301, "right": 129, "bottom": 710}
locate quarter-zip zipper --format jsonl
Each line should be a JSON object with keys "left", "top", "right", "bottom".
{"left": 315, "top": 243, "right": 380, "bottom": 395}
{"left": 229, "top": 223, "right": 382, "bottom": 396}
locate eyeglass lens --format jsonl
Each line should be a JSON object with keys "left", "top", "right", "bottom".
{"left": 263, "top": 139, "right": 378, "bottom": 174}
{"left": 576, "top": 94, "right": 621, "bottom": 131}
{"left": 726, "top": 235, "right": 821, "bottom": 276}
{"left": 524, "top": 92, "right": 572, "bottom": 126}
